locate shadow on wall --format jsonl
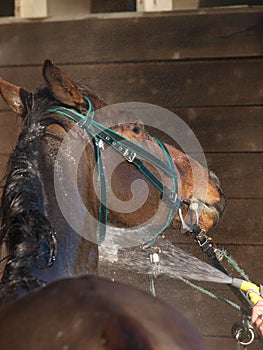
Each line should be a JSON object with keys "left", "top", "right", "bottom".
{"left": 91, "top": 0, "right": 136, "bottom": 13}
{"left": 0, "top": 0, "right": 14, "bottom": 16}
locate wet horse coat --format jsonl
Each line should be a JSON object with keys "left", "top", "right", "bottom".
{"left": 0, "top": 60, "right": 224, "bottom": 348}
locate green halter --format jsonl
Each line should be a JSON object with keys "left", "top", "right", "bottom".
{"left": 49, "top": 97, "right": 181, "bottom": 245}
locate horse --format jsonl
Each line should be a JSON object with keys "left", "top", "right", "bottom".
{"left": 0, "top": 60, "right": 224, "bottom": 348}
{"left": 0, "top": 275, "right": 209, "bottom": 350}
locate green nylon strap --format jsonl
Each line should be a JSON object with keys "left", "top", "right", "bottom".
{"left": 49, "top": 102, "right": 108, "bottom": 244}
{"left": 49, "top": 105, "right": 178, "bottom": 179}
{"left": 49, "top": 96, "right": 181, "bottom": 244}
{"left": 150, "top": 137, "right": 179, "bottom": 242}
{"left": 177, "top": 276, "right": 241, "bottom": 311}
{"left": 94, "top": 137, "right": 108, "bottom": 245}
{"left": 88, "top": 120, "right": 178, "bottom": 179}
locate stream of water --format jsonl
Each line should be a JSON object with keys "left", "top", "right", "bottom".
{"left": 99, "top": 239, "right": 232, "bottom": 285}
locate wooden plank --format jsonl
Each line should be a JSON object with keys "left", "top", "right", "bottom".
{"left": 173, "top": 106, "right": 263, "bottom": 153}
{"left": 16, "top": 0, "right": 48, "bottom": 19}
{"left": 0, "top": 67, "right": 42, "bottom": 101}
{"left": 148, "top": 106, "right": 263, "bottom": 153}
{"left": 208, "top": 199, "right": 263, "bottom": 245}
{"left": 0, "top": 8, "right": 263, "bottom": 66}
{"left": 2, "top": 105, "right": 262, "bottom": 153}
{"left": 70, "top": 60, "right": 263, "bottom": 108}
{"left": 206, "top": 336, "right": 259, "bottom": 350}
{"left": 0, "top": 59, "right": 263, "bottom": 110}
{"left": 200, "top": 0, "right": 263, "bottom": 7}
{"left": 206, "top": 153, "right": 263, "bottom": 199}
{"left": 0, "top": 106, "right": 262, "bottom": 154}
{"left": 217, "top": 245, "right": 263, "bottom": 284}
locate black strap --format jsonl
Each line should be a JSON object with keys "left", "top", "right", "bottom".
{"left": 192, "top": 225, "right": 252, "bottom": 314}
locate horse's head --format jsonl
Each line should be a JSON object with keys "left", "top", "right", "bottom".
{"left": 95, "top": 109, "right": 226, "bottom": 236}
{"left": 114, "top": 122, "right": 226, "bottom": 233}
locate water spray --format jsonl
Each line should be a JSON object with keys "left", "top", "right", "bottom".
{"left": 101, "top": 240, "right": 263, "bottom": 346}
{"left": 156, "top": 242, "right": 263, "bottom": 347}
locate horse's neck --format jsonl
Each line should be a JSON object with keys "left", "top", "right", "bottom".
{"left": 38, "top": 130, "right": 98, "bottom": 281}
{"left": 0, "top": 129, "right": 98, "bottom": 303}
{"left": 0, "top": 136, "right": 49, "bottom": 300}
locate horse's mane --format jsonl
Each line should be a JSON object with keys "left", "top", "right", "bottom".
{"left": 0, "top": 84, "right": 105, "bottom": 303}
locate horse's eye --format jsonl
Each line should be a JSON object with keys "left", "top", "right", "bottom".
{"left": 132, "top": 125, "right": 141, "bottom": 134}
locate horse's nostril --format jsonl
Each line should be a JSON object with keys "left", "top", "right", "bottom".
{"left": 214, "top": 192, "right": 227, "bottom": 217}
{"left": 132, "top": 125, "right": 141, "bottom": 134}
{"left": 208, "top": 171, "right": 226, "bottom": 217}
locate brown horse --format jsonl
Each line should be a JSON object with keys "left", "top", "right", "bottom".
{"left": 0, "top": 60, "right": 224, "bottom": 348}
{"left": 0, "top": 60, "right": 225, "bottom": 287}
{"left": 0, "top": 275, "right": 209, "bottom": 350}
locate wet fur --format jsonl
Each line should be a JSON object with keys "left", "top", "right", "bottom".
{"left": 0, "top": 86, "right": 104, "bottom": 302}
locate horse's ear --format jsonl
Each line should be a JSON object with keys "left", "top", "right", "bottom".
{"left": 0, "top": 77, "right": 29, "bottom": 115}
{"left": 42, "top": 59, "right": 84, "bottom": 107}
{"left": 102, "top": 313, "right": 154, "bottom": 350}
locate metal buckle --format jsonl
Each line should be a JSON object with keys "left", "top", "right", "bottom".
{"left": 95, "top": 139, "right": 105, "bottom": 150}
{"left": 196, "top": 234, "right": 216, "bottom": 258}
{"left": 123, "top": 149, "right": 136, "bottom": 162}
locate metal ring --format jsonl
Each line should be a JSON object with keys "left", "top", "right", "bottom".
{"left": 236, "top": 328, "right": 255, "bottom": 346}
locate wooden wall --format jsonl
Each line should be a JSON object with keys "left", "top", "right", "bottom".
{"left": 0, "top": 7, "right": 262, "bottom": 349}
